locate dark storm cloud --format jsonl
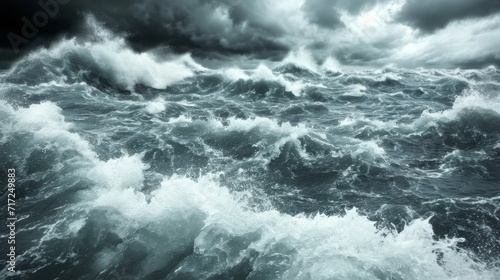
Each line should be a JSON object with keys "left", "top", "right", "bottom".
{"left": 103, "top": 0, "right": 290, "bottom": 53}
{"left": 1, "top": 0, "right": 387, "bottom": 64}
{"left": 301, "top": 0, "right": 387, "bottom": 29}
{"left": 1, "top": 0, "right": 499, "bottom": 70}
{"left": 0, "top": 0, "right": 85, "bottom": 67}
{"left": 397, "top": 0, "right": 500, "bottom": 32}
{"left": 336, "top": 0, "right": 388, "bottom": 15}
{"left": 0, "top": 0, "right": 293, "bottom": 68}
{"left": 302, "top": 0, "right": 344, "bottom": 29}
{"left": 456, "top": 55, "right": 500, "bottom": 69}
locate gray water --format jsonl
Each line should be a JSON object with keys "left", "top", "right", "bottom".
{"left": 1, "top": 24, "right": 500, "bottom": 280}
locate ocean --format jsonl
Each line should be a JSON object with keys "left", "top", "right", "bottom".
{"left": 1, "top": 23, "right": 500, "bottom": 280}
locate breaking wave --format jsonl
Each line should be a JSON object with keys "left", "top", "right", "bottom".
{"left": 1, "top": 18, "right": 500, "bottom": 280}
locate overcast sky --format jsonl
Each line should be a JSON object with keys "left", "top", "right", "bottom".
{"left": 1, "top": 0, "right": 500, "bottom": 69}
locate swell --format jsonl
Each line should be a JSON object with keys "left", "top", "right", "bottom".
{"left": 2, "top": 98, "right": 499, "bottom": 279}
{"left": 2, "top": 18, "right": 500, "bottom": 280}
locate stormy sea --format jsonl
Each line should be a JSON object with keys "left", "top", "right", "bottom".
{"left": 1, "top": 22, "right": 500, "bottom": 280}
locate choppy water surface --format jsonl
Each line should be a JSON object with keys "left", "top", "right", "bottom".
{"left": 1, "top": 25, "right": 500, "bottom": 280}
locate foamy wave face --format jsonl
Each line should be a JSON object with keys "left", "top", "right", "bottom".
{"left": 321, "top": 56, "right": 342, "bottom": 73}
{"left": 164, "top": 115, "right": 311, "bottom": 166}
{"left": 2, "top": 19, "right": 500, "bottom": 278}
{"left": 84, "top": 45, "right": 195, "bottom": 90}
{"left": 144, "top": 98, "right": 166, "bottom": 114}
{"left": 219, "top": 64, "right": 307, "bottom": 96}
{"left": 76, "top": 167, "right": 496, "bottom": 279}
{"left": 281, "top": 47, "right": 319, "bottom": 73}
{"left": 0, "top": 101, "right": 96, "bottom": 161}
{"left": 415, "top": 88, "right": 500, "bottom": 129}
{"left": 13, "top": 17, "right": 202, "bottom": 90}
{"left": 252, "top": 64, "right": 306, "bottom": 96}
{"left": 222, "top": 68, "right": 251, "bottom": 80}
{"left": 279, "top": 48, "right": 344, "bottom": 75}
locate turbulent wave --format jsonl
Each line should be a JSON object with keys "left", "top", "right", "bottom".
{"left": 3, "top": 17, "right": 205, "bottom": 92}
{"left": 1, "top": 19, "right": 500, "bottom": 280}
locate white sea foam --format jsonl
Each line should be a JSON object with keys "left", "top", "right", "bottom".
{"left": 251, "top": 64, "right": 278, "bottom": 81}
{"left": 321, "top": 56, "right": 342, "bottom": 73}
{"left": 281, "top": 47, "right": 319, "bottom": 73}
{"left": 3, "top": 101, "right": 497, "bottom": 279}
{"left": 338, "top": 117, "right": 358, "bottom": 126}
{"left": 250, "top": 64, "right": 306, "bottom": 96}
{"left": 222, "top": 68, "right": 251, "bottom": 80}
{"left": 92, "top": 47, "right": 193, "bottom": 90}
{"left": 415, "top": 89, "right": 500, "bottom": 129}
{"left": 342, "top": 84, "right": 367, "bottom": 96}
{"left": 23, "top": 16, "right": 201, "bottom": 90}
{"left": 144, "top": 98, "right": 166, "bottom": 114}
{"left": 206, "top": 116, "right": 310, "bottom": 163}
{"left": 352, "top": 140, "right": 387, "bottom": 160}
{"left": 219, "top": 64, "right": 307, "bottom": 96}
{"left": 0, "top": 101, "right": 96, "bottom": 161}
{"left": 89, "top": 155, "right": 147, "bottom": 191}
{"left": 3, "top": 24, "right": 500, "bottom": 278}
{"left": 85, "top": 170, "right": 498, "bottom": 279}
{"left": 167, "top": 115, "right": 193, "bottom": 124}
{"left": 338, "top": 116, "right": 392, "bottom": 129}
{"left": 224, "top": 116, "right": 308, "bottom": 136}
